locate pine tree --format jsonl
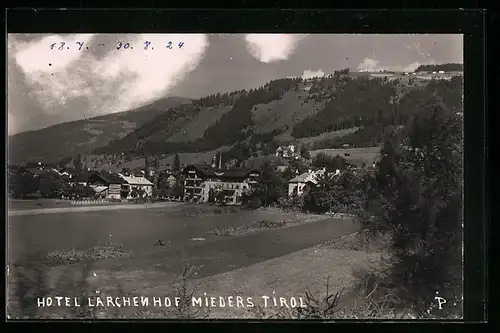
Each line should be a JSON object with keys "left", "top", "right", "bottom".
{"left": 173, "top": 154, "right": 181, "bottom": 171}
{"left": 144, "top": 157, "right": 150, "bottom": 180}
{"left": 365, "top": 102, "right": 463, "bottom": 317}
{"left": 73, "top": 153, "right": 82, "bottom": 176}
{"left": 300, "top": 146, "right": 311, "bottom": 159}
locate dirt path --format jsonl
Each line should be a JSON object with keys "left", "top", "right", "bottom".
{"left": 8, "top": 202, "right": 183, "bottom": 216}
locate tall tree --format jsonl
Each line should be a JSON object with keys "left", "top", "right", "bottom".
{"left": 300, "top": 146, "right": 311, "bottom": 159}
{"left": 173, "top": 153, "right": 181, "bottom": 171}
{"left": 144, "top": 157, "right": 150, "bottom": 180}
{"left": 312, "top": 153, "right": 347, "bottom": 172}
{"left": 73, "top": 153, "right": 82, "bottom": 175}
{"left": 9, "top": 171, "right": 40, "bottom": 198}
{"left": 364, "top": 102, "right": 463, "bottom": 316}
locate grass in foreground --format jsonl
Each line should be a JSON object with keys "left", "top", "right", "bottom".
{"left": 209, "top": 215, "right": 327, "bottom": 237}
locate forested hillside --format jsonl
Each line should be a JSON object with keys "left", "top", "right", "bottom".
{"left": 95, "top": 78, "right": 302, "bottom": 156}
{"left": 296, "top": 76, "right": 463, "bottom": 150}
{"left": 84, "top": 69, "right": 462, "bottom": 170}
{"left": 13, "top": 65, "right": 462, "bottom": 171}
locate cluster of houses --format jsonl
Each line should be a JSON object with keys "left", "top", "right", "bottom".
{"left": 8, "top": 162, "right": 157, "bottom": 201}
{"left": 83, "top": 171, "right": 155, "bottom": 200}
{"left": 348, "top": 70, "right": 463, "bottom": 83}
{"left": 10, "top": 153, "right": 376, "bottom": 205}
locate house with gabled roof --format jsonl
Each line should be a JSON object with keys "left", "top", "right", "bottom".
{"left": 117, "top": 173, "right": 154, "bottom": 199}
{"left": 288, "top": 168, "right": 332, "bottom": 197}
{"left": 87, "top": 171, "right": 125, "bottom": 200}
{"left": 182, "top": 164, "right": 260, "bottom": 205}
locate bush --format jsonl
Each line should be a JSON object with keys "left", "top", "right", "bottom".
{"left": 209, "top": 219, "right": 288, "bottom": 236}
{"left": 46, "top": 242, "right": 133, "bottom": 265}
{"left": 277, "top": 195, "right": 304, "bottom": 212}
{"left": 248, "top": 197, "right": 262, "bottom": 210}
{"left": 257, "top": 219, "right": 287, "bottom": 229}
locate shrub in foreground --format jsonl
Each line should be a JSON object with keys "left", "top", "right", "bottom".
{"left": 46, "top": 242, "right": 133, "bottom": 265}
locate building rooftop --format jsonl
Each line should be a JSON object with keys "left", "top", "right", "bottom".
{"left": 289, "top": 169, "right": 325, "bottom": 183}
{"left": 92, "top": 171, "right": 125, "bottom": 184}
{"left": 117, "top": 173, "right": 154, "bottom": 186}
{"left": 90, "top": 185, "right": 108, "bottom": 193}
{"left": 185, "top": 164, "right": 260, "bottom": 180}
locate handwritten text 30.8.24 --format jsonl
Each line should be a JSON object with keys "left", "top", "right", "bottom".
{"left": 49, "top": 41, "right": 185, "bottom": 51}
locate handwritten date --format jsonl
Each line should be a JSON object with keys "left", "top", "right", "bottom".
{"left": 49, "top": 41, "right": 185, "bottom": 51}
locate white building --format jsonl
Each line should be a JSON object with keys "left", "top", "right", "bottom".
{"left": 288, "top": 168, "right": 342, "bottom": 197}
{"left": 182, "top": 164, "right": 260, "bottom": 205}
{"left": 276, "top": 145, "right": 297, "bottom": 159}
{"left": 117, "top": 173, "right": 154, "bottom": 199}
{"left": 288, "top": 168, "right": 324, "bottom": 197}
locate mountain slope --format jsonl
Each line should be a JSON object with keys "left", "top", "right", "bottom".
{"left": 97, "top": 78, "right": 322, "bottom": 156}
{"left": 87, "top": 71, "right": 462, "bottom": 172}
{"left": 10, "top": 67, "right": 462, "bottom": 170}
{"left": 8, "top": 96, "right": 191, "bottom": 164}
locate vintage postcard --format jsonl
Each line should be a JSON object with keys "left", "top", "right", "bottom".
{"left": 7, "top": 33, "right": 464, "bottom": 320}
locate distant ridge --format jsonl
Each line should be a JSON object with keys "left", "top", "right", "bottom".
{"left": 8, "top": 96, "right": 191, "bottom": 164}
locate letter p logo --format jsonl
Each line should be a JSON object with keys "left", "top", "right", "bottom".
{"left": 434, "top": 296, "right": 447, "bottom": 309}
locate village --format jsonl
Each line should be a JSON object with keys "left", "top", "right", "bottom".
{"left": 7, "top": 143, "right": 372, "bottom": 207}
{"left": 7, "top": 30, "right": 466, "bottom": 320}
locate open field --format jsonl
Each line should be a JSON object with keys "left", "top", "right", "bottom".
{"left": 7, "top": 204, "right": 364, "bottom": 319}
{"left": 310, "top": 146, "right": 382, "bottom": 165}
{"left": 293, "top": 127, "right": 360, "bottom": 146}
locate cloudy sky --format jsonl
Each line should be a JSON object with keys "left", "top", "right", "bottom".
{"left": 7, "top": 33, "right": 463, "bottom": 135}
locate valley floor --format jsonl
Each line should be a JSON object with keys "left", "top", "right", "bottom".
{"left": 7, "top": 203, "right": 380, "bottom": 319}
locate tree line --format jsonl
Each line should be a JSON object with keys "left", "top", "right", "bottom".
{"left": 414, "top": 63, "right": 463, "bottom": 72}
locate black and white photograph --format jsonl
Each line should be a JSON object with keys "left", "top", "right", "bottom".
{"left": 7, "top": 33, "right": 464, "bottom": 320}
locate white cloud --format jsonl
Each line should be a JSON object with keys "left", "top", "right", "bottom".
{"left": 301, "top": 69, "right": 325, "bottom": 79}
{"left": 356, "top": 58, "right": 383, "bottom": 72}
{"left": 244, "top": 34, "right": 306, "bottom": 63}
{"left": 15, "top": 34, "right": 94, "bottom": 73}
{"left": 402, "top": 61, "right": 424, "bottom": 72}
{"left": 8, "top": 33, "right": 209, "bottom": 128}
